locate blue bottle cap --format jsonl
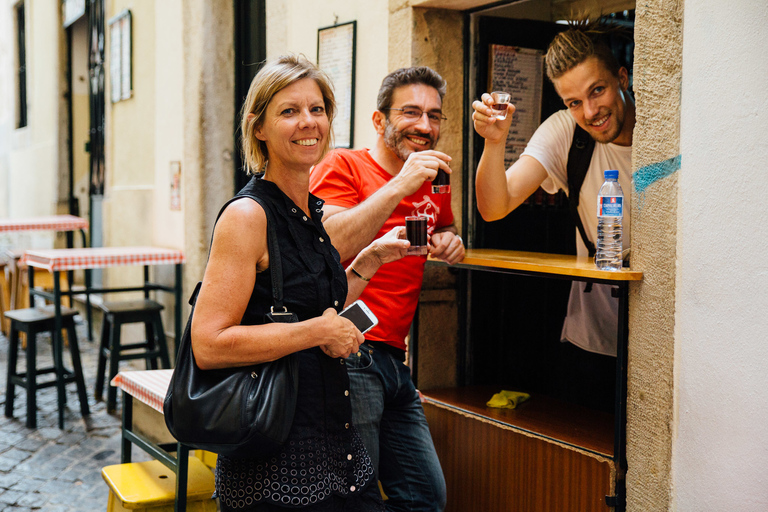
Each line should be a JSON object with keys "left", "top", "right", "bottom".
{"left": 604, "top": 170, "right": 619, "bottom": 180}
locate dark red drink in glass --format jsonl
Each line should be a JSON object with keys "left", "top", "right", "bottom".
{"left": 405, "top": 216, "right": 428, "bottom": 256}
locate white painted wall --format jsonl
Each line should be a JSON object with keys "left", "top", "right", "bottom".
{"left": 104, "top": 0, "right": 156, "bottom": 249}
{"left": 0, "top": 0, "right": 13, "bottom": 221}
{"left": 152, "top": 0, "right": 184, "bottom": 250}
{"left": 1, "top": 0, "right": 60, "bottom": 249}
{"left": 266, "top": 0, "right": 389, "bottom": 151}
{"left": 675, "top": 2, "right": 768, "bottom": 509}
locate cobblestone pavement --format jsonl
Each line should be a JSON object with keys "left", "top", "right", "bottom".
{"left": 0, "top": 315, "right": 154, "bottom": 512}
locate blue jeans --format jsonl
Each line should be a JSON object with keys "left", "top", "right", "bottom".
{"left": 346, "top": 341, "right": 447, "bottom": 512}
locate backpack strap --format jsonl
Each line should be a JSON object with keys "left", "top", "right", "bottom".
{"left": 566, "top": 124, "right": 597, "bottom": 258}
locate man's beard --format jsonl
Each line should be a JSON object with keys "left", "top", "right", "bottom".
{"left": 383, "top": 120, "right": 438, "bottom": 161}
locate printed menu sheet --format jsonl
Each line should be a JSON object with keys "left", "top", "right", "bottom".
{"left": 489, "top": 45, "right": 544, "bottom": 168}
{"left": 318, "top": 23, "right": 356, "bottom": 148}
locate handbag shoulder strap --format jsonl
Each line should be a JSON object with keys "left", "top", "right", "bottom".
{"left": 248, "top": 196, "right": 285, "bottom": 311}
{"left": 193, "top": 186, "right": 285, "bottom": 310}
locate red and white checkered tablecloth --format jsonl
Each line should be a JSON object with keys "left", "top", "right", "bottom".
{"left": 111, "top": 370, "right": 174, "bottom": 413}
{"left": 22, "top": 246, "right": 185, "bottom": 271}
{"left": 0, "top": 215, "right": 88, "bottom": 233}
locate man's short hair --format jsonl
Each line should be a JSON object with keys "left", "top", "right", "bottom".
{"left": 545, "top": 19, "right": 627, "bottom": 81}
{"left": 376, "top": 67, "right": 447, "bottom": 112}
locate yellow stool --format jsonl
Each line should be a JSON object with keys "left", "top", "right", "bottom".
{"left": 101, "top": 457, "right": 216, "bottom": 512}
{"left": 194, "top": 450, "right": 218, "bottom": 470}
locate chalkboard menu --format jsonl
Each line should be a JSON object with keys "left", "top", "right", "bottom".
{"left": 489, "top": 45, "right": 544, "bottom": 168}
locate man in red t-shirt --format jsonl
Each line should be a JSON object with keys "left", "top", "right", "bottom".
{"left": 310, "top": 67, "right": 463, "bottom": 511}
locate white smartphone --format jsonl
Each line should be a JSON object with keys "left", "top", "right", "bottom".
{"left": 339, "top": 299, "right": 378, "bottom": 334}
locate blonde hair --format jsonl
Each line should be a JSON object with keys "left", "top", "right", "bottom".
{"left": 545, "top": 18, "right": 626, "bottom": 82}
{"left": 240, "top": 55, "right": 336, "bottom": 175}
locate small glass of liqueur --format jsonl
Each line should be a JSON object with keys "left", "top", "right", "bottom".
{"left": 405, "top": 216, "right": 428, "bottom": 256}
{"left": 491, "top": 91, "right": 511, "bottom": 120}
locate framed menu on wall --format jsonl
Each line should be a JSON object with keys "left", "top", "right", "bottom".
{"left": 318, "top": 21, "right": 356, "bottom": 148}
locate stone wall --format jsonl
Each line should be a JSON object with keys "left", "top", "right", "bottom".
{"left": 626, "top": 1, "right": 683, "bottom": 510}
{"left": 182, "top": 0, "right": 235, "bottom": 311}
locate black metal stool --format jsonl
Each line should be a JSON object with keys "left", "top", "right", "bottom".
{"left": 95, "top": 299, "right": 171, "bottom": 412}
{"left": 4, "top": 306, "right": 90, "bottom": 429}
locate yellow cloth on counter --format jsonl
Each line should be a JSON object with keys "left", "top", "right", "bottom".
{"left": 486, "top": 390, "right": 530, "bottom": 409}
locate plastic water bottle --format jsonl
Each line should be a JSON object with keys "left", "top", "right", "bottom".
{"left": 595, "top": 170, "right": 624, "bottom": 271}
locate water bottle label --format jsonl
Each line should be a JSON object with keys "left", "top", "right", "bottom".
{"left": 598, "top": 196, "right": 623, "bottom": 217}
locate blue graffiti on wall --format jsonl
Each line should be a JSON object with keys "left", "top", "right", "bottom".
{"left": 633, "top": 154, "right": 681, "bottom": 195}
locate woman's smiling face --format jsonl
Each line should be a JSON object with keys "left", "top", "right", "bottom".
{"left": 255, "top": 78, "right": 330, "bottom": 171}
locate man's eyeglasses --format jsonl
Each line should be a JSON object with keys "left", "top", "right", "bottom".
{"left": 383, "top": 108, "right": 447, "bottom": 125}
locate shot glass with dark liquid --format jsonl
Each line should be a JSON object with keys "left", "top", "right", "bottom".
{"left": 491, "top": 91, "right": 511, "bottom": 120}
{"left": 432, "top": 168, "right": 450, "bottom": 194}
{"left": 405, "top": 216, "right": 428, "bottom": 256}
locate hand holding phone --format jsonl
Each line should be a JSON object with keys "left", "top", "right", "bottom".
{"left": 339, "top": 300, "right": 378, "bottom": 334}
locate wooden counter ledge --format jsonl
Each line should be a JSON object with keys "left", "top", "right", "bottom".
{"left": 422, "top": 385, "right": 614, "bottom": 458}
{"left": 429, "top": 248, "right": 642, "bottom": 282}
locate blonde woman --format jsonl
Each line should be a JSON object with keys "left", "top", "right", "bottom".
{"left": 192, "top": 55, "right": 406, "bottom": 511}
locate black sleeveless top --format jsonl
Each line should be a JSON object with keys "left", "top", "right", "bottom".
{"left": 214, "top": 177, "right": 377, "bottom": 510}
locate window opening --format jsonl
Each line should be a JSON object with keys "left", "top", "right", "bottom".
{"left": 16, "top": 2, "right": 27, "bottom": 128}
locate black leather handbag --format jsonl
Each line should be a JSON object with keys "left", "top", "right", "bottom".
{"left": 163, "top": 198, "right": 299, "bottom": 459}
